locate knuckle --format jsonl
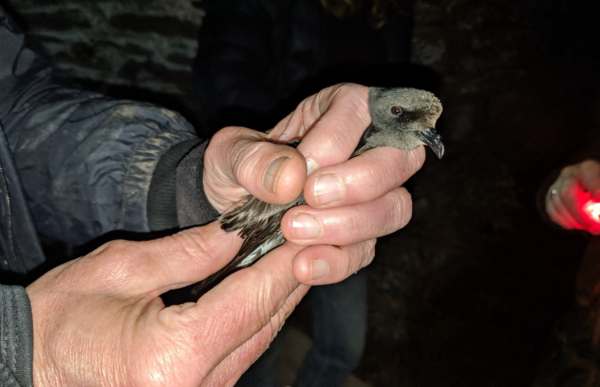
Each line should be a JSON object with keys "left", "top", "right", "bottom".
{"left": 330, "top": 129, "right": 356, "bottom": 154}
{"left": 207, "top": 126, "right": 245, "bottom": 158}
{"left": 101, "top": 239, "right": 130, "bottom": 252}
{"left": 366, "top": 150, "right": 412, "bottom": 190}
{"left": 91, "top": 240, "right": 134, "bottom": 266}
{"left": 352, "top": 240, "right": 377, "bottom": 273}
{"left": 560, "top": 165, "right": 576, "bottom": 178}
{"left": 232, "top": 140, "right": 273, "bottom": 183}
{"left": 560, "top": 177, "right": 577, "bottom": 195}
{"left": 173, "top": 231, "right": 216, "bottom": 267}
{"left": 80, "top": 239, "right": 138, "bottom": 286}
{"left": 581, "top": 159, "right": 597, "bottom": 168}
{"left": 361, "top": 240, "right": 377, "bottom": 268}
{"left": 335, "top": 82, "right": 355, "bottom": 98}
{"left": 211, "top": 127, "right": 266, "bottom": 169}
{"left": 346, "top": 209, "right": 365, "bottom": 235}
{"left": 363, "top": 161, "right": 382, "bottom": 185}
{"left": 242, "top": 267, "right": 275, "bottom": 323}
{"left": 315, "top": 86, "right": 334, "bottom": 115}
{"left": 233, "top": 137, "right": 262, "bottom": 164}
{"left": 338, "top": 84, "right": 370, "bottom": 125}
{"left": 336, "top": 82, "right": 362, "bottom": 99}
{"left": 212, "top": 126, "right": 245, "bottom": 144}
{"left": 387, "top": 189, "right": 413, "bottom": 230}
{"left": 366, "top": 238, "right": 377, "bottom": 257}
{"left": 581, "top": 159, "right": 600, "bottom": 174}
{"left": 344, "top": 248, "right": 357, "bottom": 278}
{"left": 406, "top": 146, "right": 427, "bottom": 173}
{"left": 302, "top": 96, "right": 318, "bottom": 129}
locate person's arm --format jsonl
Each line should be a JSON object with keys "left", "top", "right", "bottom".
{"left": 0, "top": 285, "right": 33, "bottom": 387}
{"left": 25, "top": 84, "right": 425, "bottom": 386}
{"left": 0, "top": 7, "right": 215, "bottom": 246}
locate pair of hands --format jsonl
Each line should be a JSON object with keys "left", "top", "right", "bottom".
{"left": 545, "top": 159, "right": 600, "bottom": 235}
{"left": 26, "top": 84, "right": 425, "bottom": 386}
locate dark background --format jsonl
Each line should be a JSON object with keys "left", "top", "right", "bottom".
{"left": 4, "top": 0, "right": 598, "bottom": 385}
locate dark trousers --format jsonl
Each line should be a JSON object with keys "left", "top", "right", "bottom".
{"left": 237, "top": 271, "right": 368, "bottom": 387}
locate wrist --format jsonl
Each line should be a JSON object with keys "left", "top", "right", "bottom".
{"left": 32, "top": 354, "right": 60, "bottom": 387}
{"left": 26, "top": 286, "right": 56, "bottom": 387}
{"left": 26, "top": 284, "right": 127, "bottom": 387}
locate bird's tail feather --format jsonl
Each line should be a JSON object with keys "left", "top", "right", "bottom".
{"left": 161, "top": 232, "right": 285, "bottom": 304}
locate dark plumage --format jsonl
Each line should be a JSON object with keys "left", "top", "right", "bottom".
{"left": 189, "top": 87, "right": 444, "bottom": 298}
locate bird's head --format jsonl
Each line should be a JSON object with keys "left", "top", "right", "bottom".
{"left": 367, "top": 87, "right": 444, "bottom": 158}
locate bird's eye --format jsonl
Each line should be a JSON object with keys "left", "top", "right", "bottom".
{"left": 391, "top": 106, "right": 403, "bottom": 116}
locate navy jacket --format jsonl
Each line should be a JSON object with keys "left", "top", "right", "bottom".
{"left": 0, "top": 7, "right": 217, "bottom": 386}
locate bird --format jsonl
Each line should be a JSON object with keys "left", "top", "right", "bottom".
{"left": 169, "top": 87, "right": 444, "bottom": 302}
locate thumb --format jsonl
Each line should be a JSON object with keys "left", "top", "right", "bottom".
{"left": 204, "top": 126, "right": 307, "bottom": 212}
{"left": 110, "top": 222, "right": 243, "bottom": 295}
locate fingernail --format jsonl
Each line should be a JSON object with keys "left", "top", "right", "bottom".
{"left": 306, "top": 158, "right": 319, "bottom": 175}
{"left": 314, "top": 174, "right": 344, "bottom": 205}
{"left": 311, "top": 259, "right": 330, "bottom": 280}
{"left": 264, "top": 156, "right": 289, "bottom": 193}
{"left": 291, "top": 213, "right": 322, "bottom": 239}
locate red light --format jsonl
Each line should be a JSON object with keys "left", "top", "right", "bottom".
{"left": 584, "top": 200, "right": 600, "bottom": 224}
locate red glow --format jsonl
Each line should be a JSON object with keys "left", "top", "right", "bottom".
{"left": 584, "top": 200, "right": 600, "bottom": 224}
{"left": 574, "top": 185, "right": 600, "bottom": 234}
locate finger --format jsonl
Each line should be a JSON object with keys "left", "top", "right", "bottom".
{"left": 200, "top": 284, "right": 308, "bottom": 386}
{"left": 293, "top": 240, "right": 376, "bottom": 285}
{"left": 579, "top": 159, "right": 600, "bottom": 197}
{"left": 557, "top": 177, "right": 595, "bottom": 229}
{"left": 281, "top": 187, "right": 412, "bottom": 245}
{"left": 269, "top": 84, "right": 371, "bottom": 170}
{"left": 297, "top": 84, "right": 370, "bottom": 168}
{"left": 177, "top": 242, "right": 309, "bottom": 372}
{"left": 549, "top": 188, "right": 583, "bottom": 230}
{"left": 545, "top": 189, "right": 561, "bottom": 224}
{"left": 544, "top": 186, "right": 565, "bottom": 226}
{"left": 268, "top": 86, "right": 325, "bottom": 142}
{"left": 205, "top": 126, "right": 307, "bottom": 211}
{"left": 303, "top": 146, "right": 425, "bottom": 208}
{"left": 100, "top": 222, "right": 243, "bottom": 295}
{"left": 553, "top": 172, "right": 583, "bottom": 225}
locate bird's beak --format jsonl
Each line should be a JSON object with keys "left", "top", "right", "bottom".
{"left": 418, "top": 128, "right": 445, "bottom": 159}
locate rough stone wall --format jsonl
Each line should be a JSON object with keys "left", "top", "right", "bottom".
{"left": 5, "top": 0, "right": 204, "bottom": 95}
{"left": 411, "top": 0, "right": 597, "bottom": 171}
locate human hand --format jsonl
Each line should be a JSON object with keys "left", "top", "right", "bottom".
{"left": 27, "top": 224, "right": 308, "bottom": 387}
{"left": 203, "top": 84, "right": 426, "bottom": 285}
{"left": 545, "top": 159, "right": 600, "bottom": 235}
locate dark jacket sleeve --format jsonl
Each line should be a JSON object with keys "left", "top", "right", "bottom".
{"left": 0, "top": 285, "right": 33, "bottom": 387}
{"left": 0, "top": 6, "right": 218, "bottom": 246}
{"left": 0, "top": 7, "right": 220, "bottom": 387}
